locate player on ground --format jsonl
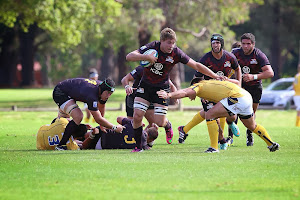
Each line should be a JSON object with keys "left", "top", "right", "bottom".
{"left": 177, "top": 34, "right": 242, "bottom": 150}
{"left": 293, "top": 64, "right": 300, "bottom": 127}
{"left": 126, "top": 27, "right": 222, "bottom": 152}
{"left": 52, "top": 78, "right": 124, "bottom": 150}
{"left": 158, "top": 78, "right": 280, "bottom": 153}
{"left": 121, "top": 65, "right": 177, "bottom": 143}
{"left": 232, "top": 33, "right": 274, "bottom": 146}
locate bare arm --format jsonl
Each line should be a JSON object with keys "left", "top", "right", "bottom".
{"left": 157, "top": 88, "right": 196, "bottom": 100}
{"left": 243, "top": 65, "right": 274, "bottom": 82}
{"left": 121, "top": 73, "right": 134, "bottom": 95}
{"left": 126, "top": 50, "right": 157, "bottom": 63}
{"left": 90, "top": 110, "right": 124, "bottom": 133}
{"left": 98, "top": 103, "right": 105, "bottom": 117}
{"left": 168, "top": 80, "right": 177, "bottom": 92}
{"left": 186, "top": 58, "right": 220, "bottom": 79}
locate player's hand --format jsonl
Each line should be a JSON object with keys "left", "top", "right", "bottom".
{"left": 216, "top": 75, "right": 227, "bottom": 81}
{"left": 243, "top": 74, "right": 254, "bottom": 82}
{"left": 125, "top": 85, "right": 134, "bottom": 95}
{"left": 157, "top": 90, "right": 169, "bottom": 99}
{"left": 115, "top": 125, "right": 125, "bottom": 133}
{"left": 92, "top": 127, "right": 100, "bottom": 135}
{"left": 147, "top": 51, "right": 158, "bottom": 64}
{"left": 85, "top": 124, "right": 93, "bottom": 130}
{"left": 99, "top": 126, "right": 107, "bottom": 133}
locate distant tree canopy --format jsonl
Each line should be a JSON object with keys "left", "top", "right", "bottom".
{"left": 0, "top": 0, "right": 298, "bottom": 88}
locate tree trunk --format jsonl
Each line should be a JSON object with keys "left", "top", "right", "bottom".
{"left": 117, "top": 45, "right": 128, "bottom": 84}
{"left": 0, "top": 25, "right": 19, "bottom": 87}
{"left": 100, "top": 45, "right": 115, "bottom": 81}
{"left": 270, "top": 2, "right": 280, "bottom": 81}
{"left": 19, "top": 24, "right": 37, "bottom": 86}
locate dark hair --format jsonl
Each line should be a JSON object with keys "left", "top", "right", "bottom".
{"left": 99, "top": 78, "right": 115, "bottom": 94}
{"left": 231, "top": 41, "right": 241, "bottom": 49}
{"left": 147, "top": 127, "right": 158, "bottom": 141}
{"left": 211, "top": 34, "right": 224, "bottom": 49}
{"left": 190, "top": 77, "right": 203, "bottom": 86}
{"left": 241, "top": 33, "right": 255, "bottom": 44}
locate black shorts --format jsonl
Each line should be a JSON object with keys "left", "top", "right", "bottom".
{"left": 126, "top": 95, "right": 154, "bottom": 117}
{"left": 52, "top": 86, "right": 72, "bottom": 107}
{"left": 243, "top": 85, "right": 262, "bottom": 104}
{"left": 201, "top": 99, "right": 216, "bottom": 112}
{"left": 135, "top": 81, "right": 170, "bottom": 106}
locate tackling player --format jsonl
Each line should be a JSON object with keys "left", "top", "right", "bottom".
{"left": 177, "top": 34, "right": 242, "bottom": 150}
{"left": 293, "top": 64, "right": 300, "bottom": 127}
{"left": 232, "top": 33, "right": 274, "bottom": 146}
{"left": 157, "top": 78, "right": 280, "bottom": 153}
{"left": 52, "top": 78, "right": 124, "bottom": 150}
{"left": 126, "top": 27, "right": 221, "bottom": 152}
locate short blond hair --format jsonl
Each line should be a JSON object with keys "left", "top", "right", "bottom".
{"left": 160, "top": 27, "right": 177, "bottom": 41}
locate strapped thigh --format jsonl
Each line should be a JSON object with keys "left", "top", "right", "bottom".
{"left": 154, "top": 106, "right": 168, "bottom": 115}
{"left": 65, "top": 104, "right": 79, "bottom": 115}
{"left": 134, "top": 101, "right": 149, "bottom": 112}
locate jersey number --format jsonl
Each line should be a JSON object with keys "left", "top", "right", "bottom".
{"left": 124, "top": 135, "right": 136, "bottom": 144}
{"left": 48, "top": 135, "right": 60, "bottom": 146}
{"left": 85, "top": 79, "right": 97, "bottom": 85}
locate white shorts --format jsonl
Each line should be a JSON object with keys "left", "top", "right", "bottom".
{"left": 220, "top": 92, "right": 253, "bottom": 116}
{"left": 293, "top": 96, "right": 300, "bottom": 111}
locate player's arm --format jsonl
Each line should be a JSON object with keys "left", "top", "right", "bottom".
{"left": 98, "top": 103, "right": 105, "bottom": 117}
{"left": 126, "top": 50, "right": 157, "bottom": 63}
{"left": 169, "top": 80, "right": 177, "bottom": 92}
{"left": 157, "top": 88, "right": 195, "bottom": 100}
{"left": 90, "top": 110, "right": 124, "bottom": 133}
{"left": 186, "top": 58, "right": 220, "bottom": 80}
{"left": 121, "top": 73, "right": 134, "bottom": 95}
{"left": 244, "top": 65, "right": 274, "bottom": 82}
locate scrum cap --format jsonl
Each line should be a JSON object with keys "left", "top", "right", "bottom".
{"left": 211, "top": 34, "right": 224, "bottom": 49}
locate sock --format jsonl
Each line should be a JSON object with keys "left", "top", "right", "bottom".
{"left": 247, "top": 129, "right": 252, "bottom": 135}
{"left": 219, "top": 138, "right": 226, "bottom": 144}
{"left": 219, "top": 117, "right": 226, "bottom": 133}
{"left": 296, "top": 116, "right": 300, "bottom": 127}
{"left": 59, "top": 120, "right": 79, "bottom": 146}
{"left": 133, "top": 126, "right": 143, "bottom": 149}
{"left": 164, "top": 120, "right": 172, "bottom": 131}
{"left": 184, "top": 112, "right": 205, "bottom": 133}
{"left": 253, "top": 124, "right": 273, "bottom": 146}
{"left": 206, "top": 120, "right": 219, "bottom": 150}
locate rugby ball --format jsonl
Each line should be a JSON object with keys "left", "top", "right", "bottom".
{"left": 140, "top": 49, "right": 158, "bottom": 67}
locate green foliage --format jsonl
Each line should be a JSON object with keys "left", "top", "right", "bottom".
{"left": 0, "top": 110, "right": 299, "bottom": 199}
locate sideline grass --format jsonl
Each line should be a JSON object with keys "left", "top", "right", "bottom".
{"left": 0, "top": 110, "right": 299, "bottom": 200}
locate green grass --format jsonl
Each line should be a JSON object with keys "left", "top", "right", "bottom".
{"left": 0, "top": 109, "right": 299, "bottom": 200}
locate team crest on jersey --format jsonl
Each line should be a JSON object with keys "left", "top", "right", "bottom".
{"left": 242, "top": 66, "right": 251, "bottom": 74}
{"left": 93, "top": 101, "right": 97, "bottom": 108}
{"left": 250, "top": 59, "right": 258, "bottom": 64}
{"left": 130, "top": 69, "right": 137, "bottom": 75}
{"left": 166, "top": 56, "right": 174, "bottom": 63}
{"left": 224, "top": 61, "right": 231, "bottom": 68}
{"left": 216, "top": 71, "right": 224, "bottom": 76}
{"left": 137, "top": 88, "right": 144, "bottom": 93}
{"left": 150, "top": 63, "right": 164, "bottom": 76}
{"left": 140, "top": 46, "right": 147, "bottom": 50}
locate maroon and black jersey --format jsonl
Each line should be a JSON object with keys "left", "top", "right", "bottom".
{"left": 195, "top": 50, "right": 239, "bottom": 79}
{"left": 139, "top": 41, "right": 190, "bottom": 87}
{"left": 101, "top": 118, "right": 147, "bottom": 149}
{"left": 232, "top": 47, "right": 270, "bottom": 87}
{"left": 56, "top": 78, "right": 102, "bottom": 111}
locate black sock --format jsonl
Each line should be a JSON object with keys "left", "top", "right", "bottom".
{"left": 226, "top": 120, "right": 233, "bottom": 137}
{"left": 164, "top": 120, "right": 172, "bottom": 131}
{"left": 247, "top": 129, "right": 252, "bottom": 135}
{"left": 59, "top": 120, "right": 79, "bottom": 146}
{"left": 134, "top": 126, "right": 143, "bottom": 149}
{"left": 219, "top": 138, "right": 227, "bottom": 144}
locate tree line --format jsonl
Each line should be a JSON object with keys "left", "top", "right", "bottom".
{"left": 0, "top": 0, "right": 299, "bottom": 88}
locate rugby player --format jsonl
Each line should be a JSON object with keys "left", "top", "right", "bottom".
{"left": 293, "top": 64, "right": 300, "bottom": 127}
{"left": 157, "top": 78, "right": 280, "bottom": 153}
{"left": 121, "top": 65, "right": 177, "bottom": 144}
{"left": 177, "top": 34, "right": 242, "bottom": 150}
{"left": 232, "top": 33, "right": 274, "bottom": 146}
{"left": 52, "top": 78, "right": 124, "bottom": 150}
{"left": 126, "top": 27, "right": 221, "bottom": 152}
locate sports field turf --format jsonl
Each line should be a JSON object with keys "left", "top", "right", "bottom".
{"left": 0, "top": 109, "right": 299, "bottom": 200}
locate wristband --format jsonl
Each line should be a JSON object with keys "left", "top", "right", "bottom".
{"left": 89, "top": 133, "right": 95, "bottom": 139}
{"left": 112, "top": 125, "right": 117, "bottom": 130}
{"left": 253, "top": 75, "right": 258, "bottom": 80}
{"left": 125, "top": 85, "right": 130, "bottom": 89}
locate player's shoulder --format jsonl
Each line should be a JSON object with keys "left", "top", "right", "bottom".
{"left": 253, "top": 48, "right": 266, "bottom": 56}
{"left": 223, "top": 50, "right": 236, "bottom": 58}
{"left": 231, "top": 47, "right": 242, "bottom": 54}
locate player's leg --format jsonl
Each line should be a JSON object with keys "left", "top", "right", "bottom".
{"left": 294, "top": 96, "right": 300, "bottom": 127}
{"left": 205, "top": 102, "right": 231, "bottom": 153}
{"left": 125, "top": 95, "right": 134, "bottom": 120}
{"left": 152, "top": 103, "right": 173, "bottom": 144}
{"left": 133, "top": 97, "right": 150, "bottom": 151}
{"left": 239, "top": 116, "right": 280, "bottom": 152}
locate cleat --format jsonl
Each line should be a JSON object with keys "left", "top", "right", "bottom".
{"left": 178, "top": 126, "right": 189, "bottom": 144}
{"left": 55, "top": 145, "right": 67, "bottom": 151}
{"left": 228, "top": 122, "right": 240, "bottom": 137}
{"left": 131, "top": 147, "right": 143, "bottom": 153}
{"left": 220, "top": 143, "right": 228, "bottom": 150}
{"left": 226, "top": 136, "right": 233, "bottom": 146}
{"left": 246, "top": 132, "right": 254, "bottom": 146}
{"left": 166, "top": 127, "right": 174, "bottom": 144}
{"left": 268, "top": 142, "right": 280, "bottom": 152}
{"left": 204, "top": 147, "right": 219, "bottom": 153}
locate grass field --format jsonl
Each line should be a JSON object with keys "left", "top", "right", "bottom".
{"left": 0, "top": 89, "right": 299, "bottom": 199}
